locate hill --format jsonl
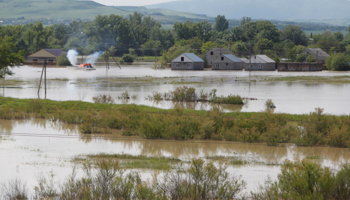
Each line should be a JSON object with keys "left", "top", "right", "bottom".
{"left": 0, "top": 0, "right": 131, "bottom": 19}
{"left": 0, "top": 0, "right": 212, "bottom": 24}
{"left": 146, "top": 0, "right": 350, "bottom": 22}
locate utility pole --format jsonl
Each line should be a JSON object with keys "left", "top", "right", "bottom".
{"left": 38, "top": 58, "right": 47, "bottom": 99}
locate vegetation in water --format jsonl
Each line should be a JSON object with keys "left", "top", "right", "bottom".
{"left": 0, "top": 97, "right": 349, "bottom": 147}
{"left": 147, "top": 86, "right": 244, "bottom": 104}
{"left": 74, "top": 153, "right": 182, "bottom": 170}
{"left": 252, "top": 159, "right": 350, "bottom": 200}
{"left": 1, "top": 159, "right": 246, "bottom": 199}
{"left": 3, "top": 158, "right": 350, "bottom": 199}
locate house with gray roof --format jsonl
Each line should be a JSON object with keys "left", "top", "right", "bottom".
{"left": 212, "top": 54, "right": 244, "bottom": 70}
{"left": 171, "top": 53, "right": 204, "bottom": 70}
{"left": 206, "top": 48, "right": 232, "bottom": 68}
{"left": 27, "top": 49, "right": 66, "bottom": 65}
{"left": 302, "top": 48, "right": 329, "bottom": 64}
{"left": 243, "top": 55, "right": 276, "bottom": 71}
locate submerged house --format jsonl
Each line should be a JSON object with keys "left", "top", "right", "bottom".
{"left": 171, "top": 53, "right": 204, "bottom": 70}
{"left": 27, "top": 49, "right": 66, "bottom": 65}
{"left": 212, "top": 54, "right": 244, "bottom": 70}
{"left": 243, "top": 55, "right": 276, "bottom": 71}
{"left": 302, "top": 48, "right": 329, "bottom": 65}
{"left": 206, "top": 48, "right": 232, "bottom": 67}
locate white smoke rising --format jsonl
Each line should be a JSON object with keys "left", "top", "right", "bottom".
{"left": 67, "top": 49, "right": 79, "bottom": 66}
{"left": 86, "top": 51, "right": 103, "bottom": 66}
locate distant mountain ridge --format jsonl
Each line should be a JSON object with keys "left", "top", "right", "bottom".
{"left": 146, "top": 0, "right": 350, "bottom": 21}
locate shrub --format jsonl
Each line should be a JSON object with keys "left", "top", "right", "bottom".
{"left": 265, "top": 99, "right": 276, "bottom": 109}
{"left": 92, "top": 94, "right": 114, "bottom": 104}
{"left": 57, "top": 52, "right": 71, "bottom": 66}
{"left": 121, "top": 54, "right": 134, "bottom": 63}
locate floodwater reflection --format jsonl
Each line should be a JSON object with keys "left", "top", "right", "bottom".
{"left": 2, "top": 119, "right": 350, "bottom": 195}
{"left": 1, "top": 66, "right": 350, "bottom": 115}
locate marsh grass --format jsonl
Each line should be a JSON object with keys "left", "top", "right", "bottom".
{"left": 75, "top": 154, "right": 182, "bottom": 170}
{"left": 0, "top": 97, "right": 349, "bottom": 147}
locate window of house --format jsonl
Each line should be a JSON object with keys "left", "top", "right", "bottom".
{"left": 176, "top": 64, "right": 179, "bottom": 68}
{"left": 181, "top": 57, "right": 184, "bottom": 61}
{"left": 226, "top": 63, "right": 228, "bottom": 66}
{"left": 187, "top": 64, "right": 191, "bottom": 68}
{"left": 210, "top": 52, "right": 213, "bottom": 55}
{"left": 33, "top": 59, "right": 38, "bottom": 62}
{"left": 221, "top": 57, "right": 224, "bottom": 61}
{"left": 258, "top": 64, "right": 263, "bottom": 69}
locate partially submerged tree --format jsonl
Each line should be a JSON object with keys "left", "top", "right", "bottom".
{"left": 0, "top": 36, "right": 24, "bottom": 77}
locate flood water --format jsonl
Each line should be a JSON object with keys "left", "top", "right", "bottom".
{"left": 1, "top": 119, "right": 350, "bottom": 195}
{"left": 2, "top": 65, "right": 350, "bottom": 115}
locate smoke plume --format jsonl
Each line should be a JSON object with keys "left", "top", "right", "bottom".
{"left": 67, "top": 49, "right": 79, "bottom": 66}
{"left": 86, "top": 52, "right": 103, "bottom": 66}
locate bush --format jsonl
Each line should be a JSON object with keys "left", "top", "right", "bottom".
{"left": 121, "top": 54, "right": 134, "bottom": 63}
{"left": 326, "top": 53, "right": 350, "bottom": 71}
{"left": 92, "top": 94, "right": 114, "bottom": 104}
{"left": 57, "top": 52, "right": 71, "bottom": 66}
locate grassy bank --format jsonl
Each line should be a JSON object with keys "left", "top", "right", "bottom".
{"left": 0, "top": 97, "right": 349, "bottom": 147}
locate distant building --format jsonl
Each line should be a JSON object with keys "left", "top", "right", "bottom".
{"left": 302, "top": 48, "right": 329, "bottom": 65}
{"left": 278, "top": 62, "right": 323, "bottom": 71}
{"left": 171, "top": 53, "right": 204, "bottom": 70}
{"left": 206, "top": 48, "right": 232, "bottom": 67}
{"left": 212, "top": 54, "right": 244, "bottom": 70}
{"left": 27, "top": 49, "right": 66, "bottom": 65}
{"left": 243, "top": 55, "right": 276, "bottom": 71}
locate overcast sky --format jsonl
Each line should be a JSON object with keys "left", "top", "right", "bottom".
{"left": 93, "top": 0, "right": 179, "bottom": 6}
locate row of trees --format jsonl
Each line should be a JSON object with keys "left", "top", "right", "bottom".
{"left": 1, "top": 13, "right": 350, "bottom": 70}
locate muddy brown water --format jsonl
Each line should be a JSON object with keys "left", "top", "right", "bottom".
{"left": 1, "top": 119, "right": 350, "bottom": 195}
{"left": 1, "top": 65, "right": 350, "bottom": 115}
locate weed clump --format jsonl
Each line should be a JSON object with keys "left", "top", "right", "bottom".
{"left": 92, "top": 94, "right": 114, "bottom": 104}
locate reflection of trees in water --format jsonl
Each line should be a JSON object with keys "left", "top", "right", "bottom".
{"left": 291, "top": 146, "right": 350, "bottom": 165}
{"left": 0, "top": 119, "right": 79, "bottom": 135}
{"left": 0, "top": 119, "right": 14, "bottom": 134}
{"left": 169, "top": 101, "right": 244, "bottom": 112}
{"left": 120, "top": 140, "right": 289, "bottom": 162}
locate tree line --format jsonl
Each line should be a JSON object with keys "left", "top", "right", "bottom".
{"left": 1, "top": 13, "right": 350, "bottom": 71}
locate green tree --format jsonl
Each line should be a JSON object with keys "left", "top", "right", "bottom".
{"left": 141, "top": 40, "right": 162, "bottom": 56}
{"left": 286, "top": 45, "right": 307, "bottom": 62}
{"left": 0, "top": 36, "right": 24, "bottom": 77}
{"left": 325, "top": 53, "right": 350, "bottom": 71}
{"left": 214, "top": 15, "right": 229, "bottom": 32}
{"left": 173, "top": 21, "right": 195, "bottom": 40}
{"left": 231, "top": 41, "right": 247, "bottom": 56}
{"left": 334, "top": 32, "right": 344, "bottom": 41}
{"left": 282, "top": 25, "right": 308, "bottom": 46}
{"left": 201, "top": 41, "right": 218, "bottom": 55}
{"left": 256, "top": 38, "right": 273, "bottom": 53}
{"left": 240, "top": 16, "right": 251, "bottom": 27}
{"left": 306, "top": 54, "right": 316, "bottom": 62}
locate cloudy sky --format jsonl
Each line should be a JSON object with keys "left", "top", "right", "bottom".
{"left": 93, "top": 0, "right": 179, "bottom": 6}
